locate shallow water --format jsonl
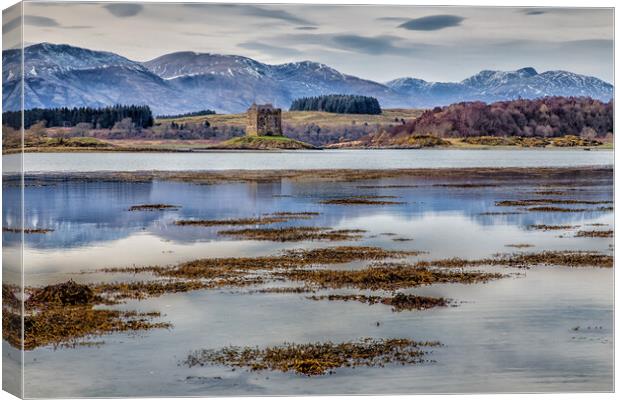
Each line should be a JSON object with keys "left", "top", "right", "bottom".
{"left": 2, "top": 171, "right": 614, "bottom": 397}
{"left": 1, "top": 149, "right": 614, "bottom": 173}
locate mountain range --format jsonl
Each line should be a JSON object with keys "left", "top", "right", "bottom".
{"left": 2, "top": 43, "right": 614, "bottom": 115}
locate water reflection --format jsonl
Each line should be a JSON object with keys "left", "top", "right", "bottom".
{"left": 3, "top": 173, "right": 613, "bottom": 396}
{"left": 4, "top": 178, "right": 613, "bottom": 252}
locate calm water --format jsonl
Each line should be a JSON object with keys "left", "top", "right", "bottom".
{"left": 1, "top": 149, "right": 614, "bottom": 173}
{"left": 2, "top": 167, "right": 613, "bottom": 397}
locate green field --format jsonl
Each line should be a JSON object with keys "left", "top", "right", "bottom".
{"left": 157, "top": 109, "right": 424, "bottom": 127}
{"left": 215, "top": 135, "right": 317, "bottom": 150}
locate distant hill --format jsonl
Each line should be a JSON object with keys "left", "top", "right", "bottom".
{"left": 352, "top": 96, "right": 613, "bottom": 147}
{"left": 386, "top": 67, "right": 613, "bottom": 108}
{"left": 2, "top": 43, "right": 614, "bottom": 115}
{"left": 2, "top": 43, "right": 196, "bottom": 115}
{"left": 142, "top": 52, "right": 401, "bottom": 113}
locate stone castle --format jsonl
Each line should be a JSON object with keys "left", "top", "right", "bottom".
{"left": 246, "top": 103, "right": 282, "bottom": 136}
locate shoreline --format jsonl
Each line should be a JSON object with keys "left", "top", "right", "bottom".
{"left": 3, "top": 146, "right": 613, "bottom": 155}
{"left": 5, "top": 166, "right": 613, "bottom": 184}
{"left": 2, "top": 142, "right": 613, "bottom": 155}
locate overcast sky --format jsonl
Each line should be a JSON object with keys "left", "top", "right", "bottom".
{"left": 8, "top": 2, "right": 615, "bottom": 83}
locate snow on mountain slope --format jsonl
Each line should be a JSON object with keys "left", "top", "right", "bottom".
{"left": 2, "top": 43, "right": 193, "bottom": 114}
{"left": 387, "top": 67, "right": 612, "bottom": 107}
{"left": 3, "top": 43, "right": 613, "bottom": 115}
{"left": 144, "top": 53, "right": 405, "bottom": 111}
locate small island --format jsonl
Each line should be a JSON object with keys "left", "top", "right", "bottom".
{"left": 212, "top": 103, "right": 317, "bottom": 150}
{"left": 214, "top": 135, "right": 318, "bottom": 150}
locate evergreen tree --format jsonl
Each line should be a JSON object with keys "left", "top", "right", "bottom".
{"left": 3, "top": 105, "right": 155, "bottom": 129}
{"left": 290, "top": 94, "right": 382, "bottom": 115}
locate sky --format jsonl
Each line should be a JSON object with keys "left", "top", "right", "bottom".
{"left": 4, "top": 2, "right": 615, "bottom": 83}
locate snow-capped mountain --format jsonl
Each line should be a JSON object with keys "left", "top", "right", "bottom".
{"left": 387, "top": 67, "right": 613, "bottom": 107}
{"left": 143, "top": 52, "right": 404, "bottom": 112}
{"left": 272, "top": 61, "right": 399, "bottom": 105}
{"left": 143, "top": 52, "right": 271, "bottom": 80}
{"left": 2, "top": 43, "right": 194, "bottom": 114}
{"left": 2, "top": 43, "right": 614, "bottom": 115}
{"left": 485, "top": 70, "right": 614, "bottom": 99}
{"left": 461, "top": 67, "right": 539, "bottom": 90}
{"left": 386, "top": 78, "right": 476, "bottom": 107}
{"left": 3, "top": 43, "right": 141, "bottom": 82}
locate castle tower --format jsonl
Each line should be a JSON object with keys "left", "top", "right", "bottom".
{"left": 246, "top": 103, "right": 283, "bottom": 136}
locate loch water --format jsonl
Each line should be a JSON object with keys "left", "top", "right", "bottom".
{"left": 1, "top": 150, "right": 613, "bottom": 396}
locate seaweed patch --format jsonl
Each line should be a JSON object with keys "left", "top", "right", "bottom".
{"left": 3, "top": 227, "right": 54, "bottom": 234}
{"left": 528, "top": 224, "right": 579, "bottom": 231}
{"left": 307, "top": 292, "right": 450, "bottom": 311}
{"left": 320, "top": 196, "right": 404, "bottom": 205}
{"left": 279, "top": 263, "right": 503, "bottom": 290}
{"left": 575, "top": 230, "right": 614, "bottom": 238}
{"left": 184, "top": 338, "right": 441, "bottom": 376}
{"left": 496, "top": 199, "right": 612, "bottom": 207}
{"left": 218, "top": 227, "right": 366, "bottom": 242}
{"left": 3, "top": 280, "right": 171, "bottom": 350}
{"left": 128, "top": 204, "right": 179, "bottom": 211}
{"left": 527, "top": 206, "right": 613, "bottom": 213}
{"left": 3, "top": 307, "right": 170, "bottom": 350}
{"left": 175, "top": 217, "right": 288, "bottom": 227}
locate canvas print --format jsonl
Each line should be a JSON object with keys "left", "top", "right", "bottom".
{"left": 1, "top": 2, "right": 614, "bottom": 397}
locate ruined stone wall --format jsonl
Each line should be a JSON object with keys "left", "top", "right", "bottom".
{"left": 247, "top": 106, "right": 282, "bottom": 136}
{"left": 246, "top": 107, "right": 259, "bottom": 136}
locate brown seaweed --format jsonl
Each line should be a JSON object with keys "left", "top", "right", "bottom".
{"left": 496, "top": 199, "right": 612, "bottom": 207}
{"left": 307, "top": 292, "right": 449, "bottom": 311}
{"left": 175, "top": 217, "right": 288, "bottom": 227}
{"left": 528, "top": 224, "right": 579, "bottom": 231}
{"left": 280, "top": 263, "right": 503, "bottom": 290}
{"left": 218, "top": 227, "right": 366, "bottom": 242}
{"left": 184, "top": 338, "right": 441, "bottom": 376}
{"left": 320, "top": 198, "right": 404, "bottom": 205}
{"left": 3, "top": 307, "right": 170, "bottom": 350}
{"left": 575, "top": 230, "right": 614, "bottom": 238}
{"left": 3, "top": 227, "right": 54, "bottom": 234}
{"left": 128, "top": 204, "right": 179, "bottom": 211}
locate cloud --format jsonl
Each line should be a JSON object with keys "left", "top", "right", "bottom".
{"left": 185, "top": 4, "right": 314, "bottom": 25}
{"left": 238, "top": 41, "right": 302, "bottom": 57}
{"left": 399, "top": 15, "right": 464, "bottom": 31}
{"left": 519, "top": 8, "right": 591, "bottom": 16}
{"left": 183, "top": 32, "right": 213, "bottom": 38}
{"left": 296, "top": 26, "right": 318, "bottom": 31}
{"left": 330, "top": 34, "right": 406, "bottom": 55}
{"left": 523, "top": 10, "right": 546, "bottom": 15}
{"left": 241, "top": 5, "right": 313, "bottom": 25}
{"left": 2, "top": 17, "right": 20, "bottom": 34}
{"left": 266, "top": 33, "right": 430, "bottom": 56}
{"left": 62, "top": 25, "right": 93, "bottom": 30}
{"left": 2, "top": 12, "right": 91, "bottom": 34}
{"left": 5, "top": 15, "right": 92, "bottom": 32}
{"left": 24, "top": 15, "right": 60, "bottom": 27}
{"left": 27, "top": 2, "right": 71, "bottom": 7}
{"left": 376, "top": 17, "right": 410, "bottom": 22}
{"left": 103, "top": 4, "right": 144, "bottom": 18}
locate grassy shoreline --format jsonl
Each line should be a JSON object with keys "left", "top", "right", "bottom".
{"left": 4, "top": 143, "right": 612, "bottom": 154}
{"left": 5, "top": 166, "right": 613, "bottom": 188}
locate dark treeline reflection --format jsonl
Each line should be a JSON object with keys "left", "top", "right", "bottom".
{"left": 2, "top": 177, "right": 613, "bottom": 250}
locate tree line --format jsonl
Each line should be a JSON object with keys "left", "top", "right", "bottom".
{"left": 289, "top": 94, "right": 382, "bottom": 115}
{"left": 157, "top": 109, "right": 216, "bottom": 119}
{"left": 3, "top": 105, "right": 154, "bottom": 130}
{"left": 392, "top": 97, "right": 613, "bottom": 138}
